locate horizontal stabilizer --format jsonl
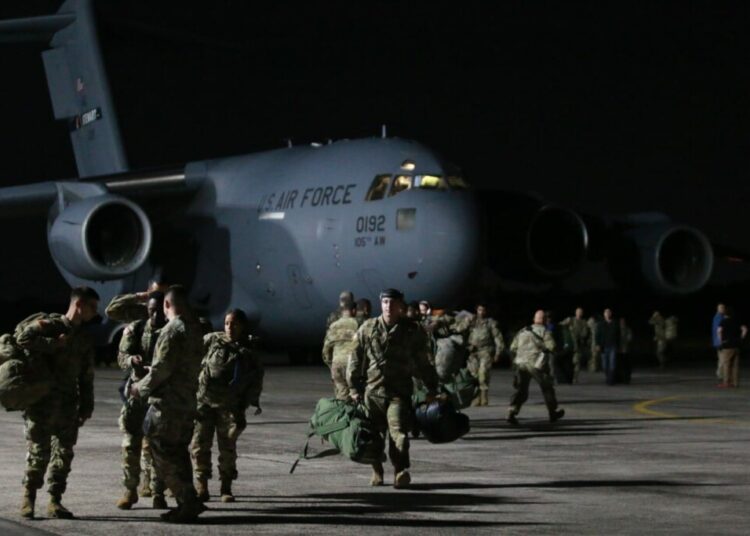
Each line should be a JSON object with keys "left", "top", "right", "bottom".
{"left": 0, "top": 14, "right": 75, "bottom": 43}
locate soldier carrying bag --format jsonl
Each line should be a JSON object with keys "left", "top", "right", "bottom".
{"left": 290, "top": 397, "right": 385, "bottom": 474}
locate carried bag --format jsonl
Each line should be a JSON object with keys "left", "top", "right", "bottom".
{"left": 290, "top": 397, "right": 385, "bottom": 473}
{"left": 413, "top": 399, "right": 470, "bottom": 444}
{"left": 0, "top": 332, "right": 53, "bottom": 411}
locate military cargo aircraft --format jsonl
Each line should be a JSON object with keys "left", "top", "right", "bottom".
{"left": 0, "top": 0, "right": 715, "bottom": 352}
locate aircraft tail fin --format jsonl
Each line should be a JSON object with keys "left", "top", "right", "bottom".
{"left": 0, "top": 0, "right": 128, "bottom": 178}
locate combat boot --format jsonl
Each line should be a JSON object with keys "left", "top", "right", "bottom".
{"left": 470, "top": 395, "right": 481, "bottom": 407}
{"left": 393, "top": 470, "right": 411, "bottom": 489}
{"left": 220, "top": 481, "right": 235, "bottom": 503}
{"left": 138, "top": 480, "right": 152, "bottom": 498}
{"left": 160, "top": 499, "right": 207, "bottom": 523}
{"left": 20, "top": 488, "right": 35, "bottom": 519}
{"left": 370, "top": 462, "right": 384, "bottom": 486}
{"left": 152, "top": 494, "right": 168, "bottom": 509}
{"left": 47, "top": 494, "right": 74, "bottom": 519}
{"left": 549, "top": 408, "right": 565, "bottom": 423}
{"left": 196, "top": 478, "right": 209, "bottom": 502}
{"left": 116, "top": 489, "right": 138, "bottom": 510}
{"left": 506, "top": 409, "right": 519, "bottom": 425}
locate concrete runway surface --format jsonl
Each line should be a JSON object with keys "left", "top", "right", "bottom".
{"left": 0, "top": 364, "right": 747, "bottom": 535}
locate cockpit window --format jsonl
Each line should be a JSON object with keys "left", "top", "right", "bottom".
{"left": 446, "top": 175, "right": 469, "bottom": 190}
{"left": 414, "top": 175, "right": 447, "bottom": 190}
{"left": 366, "top": 174, "right": 391, "bottom": 201}
{"left": 389, "top": 175, "right": 412, "bottom": 197}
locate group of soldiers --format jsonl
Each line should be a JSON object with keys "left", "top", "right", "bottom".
{"left": 14, "top": 281, "right": 263, "bottom": 523}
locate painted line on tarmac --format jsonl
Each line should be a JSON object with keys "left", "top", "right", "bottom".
{"left": 632, "top": 395, "right": 739, "bottom": 424}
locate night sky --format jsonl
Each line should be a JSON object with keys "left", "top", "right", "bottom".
{"left": 0, "top": 2, "right": 748, "bottom": 271}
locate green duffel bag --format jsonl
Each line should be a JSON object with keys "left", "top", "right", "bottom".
{"left": 442, "top": 368, "right": 479, "bottom": 409}
{"left": 290, "top": 397, "right": 385, "bottom": 473}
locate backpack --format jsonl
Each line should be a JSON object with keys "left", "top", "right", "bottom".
{"left": 413, "top": 400, "right": 470, "bottom": 444}
{"left": 290, "top": 397, "right": 385, "bottom": 473}
{"left": 0, "top": 333, "right": 52, "bottom": 411}
{"left": 434, "top": 335, "right": 467, "bottom": 381}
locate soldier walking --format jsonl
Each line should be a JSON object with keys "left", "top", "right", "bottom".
{"left": 115, "top": 291, "right": 167, "bottom": 510}
{"left": 130, "top": 286, "right": 206, "bottom": 523}
{"left": 192, "top": 309, "right": 264, "bottom": 503}
{"left": 506, "top": 310, "right": 565, "bottom": 425}
{"left": 17, "top": 287, "right": 99, "bottom": 519}
{"left": 466, "top": 304, "right": 505, "bottom": 406}
{"left": 348, "top": 289, "right": 439, "bottom": 489}
{"left": 561, "top": 307, "right": 590, "bottom": 383}
{"left": 649, "top": 311, "right": 668, "bottom": 368}
{"left": 322, "top": 303, "right": 359, "bottom": 400}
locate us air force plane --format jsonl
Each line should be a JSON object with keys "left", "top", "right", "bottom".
{"left": 0, "top": 0, "right": 715, "bottom": 349}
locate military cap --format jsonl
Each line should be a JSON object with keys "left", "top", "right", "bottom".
{"left": 379, "top": 288, "right": 405, "bottom": 301}
{"left": 339, "top": 290, "right": 354, "bottom": 301}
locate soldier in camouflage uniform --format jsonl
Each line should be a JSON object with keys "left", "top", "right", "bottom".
{"left": 348, "top": 288, "right": 439, "bottom": 489}
{"left": 326, "top": 291, "right": 354, "bottom": 328}
{"left": 192, "top": 309, "right": 263, "bottom": 503}
{"left": 587, "top": 315, "right": 601, "bottom": 372}
{"left": 17, "top": 287, "right": 99, "bottom": 520}
{"left": 560, "top": 307, "right": 590, "bottom": 383}
{"left": 649, "top": 311, "right": 668, "bottom": 368}
{"left": 322, "top": 303, "right": 359, "bottom": 400}
{"left": 506, "top": 310, "right": 565, "bottom": 425}
{"left": 355, "top": 298, "right": 372, "bottom": 325}
{"left": 466, "top": 304, "right": 505, "bottom": 406}
{"left": 130, "top": 286, "right": 206, "bottom": 523}
{"left": 115, "top": 292, "right": 167, "bottom": 510}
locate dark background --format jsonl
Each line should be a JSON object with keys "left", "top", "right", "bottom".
{"left": 0, "top": 1, "right": 748, "bottom": 361}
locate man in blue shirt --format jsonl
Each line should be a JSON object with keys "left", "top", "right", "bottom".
{"left": 712, "top": 303, "right": 726, "bottom": 380}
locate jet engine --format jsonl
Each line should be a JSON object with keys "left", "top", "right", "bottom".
{"left": 607, "top": 222, "right": 713, "bottom": 294}
{"left": 48, "top": 195, "right": 152, "bottom": 280}
{"left": 481, "top": 191, "right": 589, "bottom": 279}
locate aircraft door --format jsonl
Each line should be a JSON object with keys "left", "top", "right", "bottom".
{"left": 287, "top": 264, "right": 312, "bottom": 309}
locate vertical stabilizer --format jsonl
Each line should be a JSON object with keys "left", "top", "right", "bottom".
{"left": 0, "top": 0, "right": 128, "bottom": 177}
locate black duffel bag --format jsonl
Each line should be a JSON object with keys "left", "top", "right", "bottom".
{"left": 413, "top": 400, "right": 470, "bottom": 444}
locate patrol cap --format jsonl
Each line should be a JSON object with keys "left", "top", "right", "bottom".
{"left": 379, "top": 288, "right": 405, "bottom": 302}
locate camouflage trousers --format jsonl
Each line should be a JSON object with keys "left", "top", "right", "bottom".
{"left": 365, "top": 394, "right": 411, "bottom": 472}
{"left": 572, "top": 350, "right": 585, "bottom": 381}
{"left": 655, "top": 339, "right": 668, "bottom": 366}
{"left": 589, "top": 346, "right": 601, "bottom": 372}
{"left": 509, "top": 366, "right": 559, "bottom": 417}
{"left": 119, "top": 397, "right": 164, "bottom": 494}
{"left": 23, "top": 397, "right": 79, "bottom": 496}
{"left": 144, "top": 404, "right": 199, "bottom": 506}
{"left": 191, "top": 405, "right": 246, "bottom": 482}
{"left": 330, "top": 359, "right": 349, "bottom": 401}
{"left": 468, "top": 349, "right": 494, "bottom": 392}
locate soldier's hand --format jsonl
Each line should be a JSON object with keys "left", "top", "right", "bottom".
{"left": 129, "top": 384, "right": 140, "bottom": 399}
{"left": 135, "top": 291, "right": 150, "bottom": 301}
{"left": 130, "top": 355, "right": 143, "bottom": 366}
{"left": 350, "top": 392, "right": 362, "bottom": 403}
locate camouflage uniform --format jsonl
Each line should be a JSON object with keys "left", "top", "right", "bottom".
{"left": 326, "top": 309, "right": 342, "bottom": 329}
{"left": 561, "top": 316, "right": 590, "bottom": 382}
{"left": 15, "top": 313, "right": 94, "bottom": 499}
{"left": 117, "top": 319, "right": 164, "bottom": 497}
{"left": 466, "top": 317, "right": 505, "bottom": 403}
{"left": 507, "top": 325, "right": 561, "bottom": 419}
{"left": 587, "top": 317, "right": 600, "bottom": 372}
{"left": 191, "top": 332, "right": 263, "bottom": 485}
{"left": 322, "top": 316, "right": 359, "bottom": 400}
{"left": 133, "top": 315, "right": 204, "bottom": 510}
{"left": 649, "top": 313, "right": 667, "bottom": 367}
{"left": 106, "top": 293, "right": 148, "bottom": 323}
{"left": 348, "top": 317, "right": 438, "bottom": 474}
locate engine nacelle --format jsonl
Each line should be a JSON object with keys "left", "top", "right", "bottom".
{"left": 48, "top": 195, "right": 152, "bottom": 280}
{"left": 608, "top": 222, "right": 713, "bottom": 294}
{"left": 481, "top": 191, "right": 589, "bottom": 279}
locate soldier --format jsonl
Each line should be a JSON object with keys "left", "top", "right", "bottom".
{"left": 130, "top": 285, "right": 206, "bottom": 523}
{"left": 105, "top": 278, "right": 169, "bottom": 323}
{"left": 466, "top": 304, "right": 505, "bottom": 406}
{"left": 560, "top": 307, "right": 590, "bottom": 383}
{"left": 192, "top": 309, "right": 263, "bottom": 503}
{"left": 649, "top": 311, "right": 668, "bottom": 368}
{"left": 355, "top": 298, "right": 372, "bottom": 325}
{"left": 348, "top": 288, "right": 439, "bottom": 489}
{"left": 596, "top": 308, "right": 620, "bottom": 385}
{"left": 405, "top": 301, "right": 421, "bottom": 320}
{"left": 326, "top": 291, "right": 354, "bottom": 328}
{"left": 587, "top": 315, "right": 601, "bottom": 372}
{"left": 115, "top": 291, "right": 167, "bottom": 510}
{"left": 506, "top": 310, "right": 565, "bottom": 425}
{"left": 17, "top": 286, "right": 99, "bottom": 519}
{"left": 321, "top": 303, "right": 359, "bottom": 400}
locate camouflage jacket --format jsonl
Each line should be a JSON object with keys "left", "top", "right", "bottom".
{"left": 117, "top": 319, "right": 162, "bottom": 381}
{"left": 326, "top": 309, "right": 342, "bottom": 329}
{"left": 467, "top": 317, "right": 505, "bottom": 355}
{"left": 348, "top": 316, "right": 438, "bottom": 400}
{"left": 561, "top": 317, "right": 590, "bottom": 350}
{"left": 649, "top": 314, "right": 666, "bottom": 341}
{"left": 510, "top": 324, "right": 555, "bottom": 371}
{"left": 322, "top": 316, "right": 359, "bottom": 366}
{"left": 665, "top": 316, "right": 679, "bottom": 341}
{"left": 106, "top": 293, "right": 148, "bottom": 323}
{"left": 197, "top": 332, "right": 263, "bottom": 410}
{"left": 133, "top": 315, "right": 204, "bottom": 412}
{"left": 421, "top": 314, "right": 453, "bottom": 339}
{"left": 14, "top": 312, "right": 95, "bottom": 417}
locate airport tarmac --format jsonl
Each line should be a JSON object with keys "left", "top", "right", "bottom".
{"left": 0, "top": 364, "right": 747, "bottom": 535}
